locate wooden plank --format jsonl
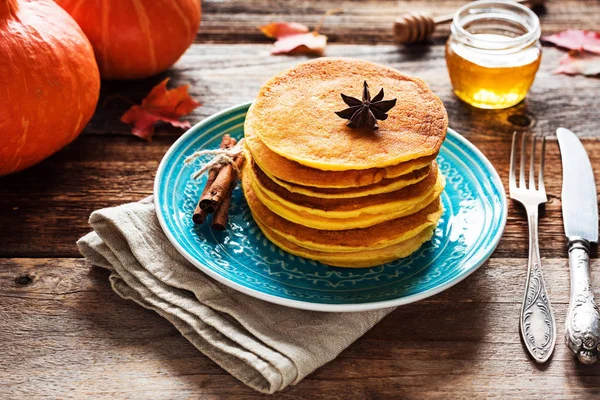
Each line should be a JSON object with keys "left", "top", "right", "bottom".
{"left": 197, "top": 0, "right": 600, "bottom": 43}
{"left": 3, "top": 3, "right": 600, "bottom": 398}
{"left": 1, "top": 258, "right": 599, "bottom": 398}
{"left": 86, "top": 44, "right": 600, "bottom": 138}
{"left": 0, "top": 136, "right": 160, "bottom": 257}
{"left": 2, "top": 45, "right": 599, "bottom": 257}
{"left": 0, "top": 131, "right": 593, "bottom": 258}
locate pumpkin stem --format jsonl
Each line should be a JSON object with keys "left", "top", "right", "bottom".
{"left": 0, "top": 0, "right": 19, "bottom": 18}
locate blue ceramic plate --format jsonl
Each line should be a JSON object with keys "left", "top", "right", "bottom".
{"left": 154, "top": 103, "right": 507, "bottom": 312}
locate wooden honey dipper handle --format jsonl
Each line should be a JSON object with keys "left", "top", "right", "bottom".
{"left": 393, "top": 0, "right": 546, "bottom": 44}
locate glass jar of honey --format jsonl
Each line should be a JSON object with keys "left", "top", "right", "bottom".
{"left": 445, "top": 0, "right": 542, "bottom": 109}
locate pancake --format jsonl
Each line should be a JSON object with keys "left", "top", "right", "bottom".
{"left": 250, "top": 160, "right": 441, "bottom": 215}
{"left": 257, "top": 160, "right": 431, "bottom": 199}
{"left": 244, "top": 124, "right": 437, "bottom": 188}
{"left": 245, "top": 175, "right": 443, "bottom": 252}
{"left": 246, "top": 57, "right": 448, "bottom": 171}
{"left": 242, "top": 163, "right": 445, "bottom": 230}
{"left": 255, "top": 220, "right": 436, "bottom": 268}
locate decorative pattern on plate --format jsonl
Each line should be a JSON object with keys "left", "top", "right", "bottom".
{"left": 154, "top": 103, "right": 507, "bottom": 312}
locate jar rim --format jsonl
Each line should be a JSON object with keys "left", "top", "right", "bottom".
{"left": 452, "top": 0, "right": 541, "bottom": 50}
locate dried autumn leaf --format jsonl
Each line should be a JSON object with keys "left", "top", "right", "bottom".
{"left": 259, "top": 21, "right": 327, "bottom": 56}
{"left": 543, "top": 29, "right": 600, "bottom": 54}
{"left": 121, "top": 78, "right": 201, "bottom": 141}
{"left": 555, "top": 50, "right": 600, "bottom": 76}
{"left": 259, "top": 10, "right": 340, "bottom": 56}
{"left": 259, "top": 22, "right": 309, "bottom": 39}
{"left": 272, "top": 31, "right": 327, "bottom": 55}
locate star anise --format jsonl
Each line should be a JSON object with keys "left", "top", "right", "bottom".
{"left": 335, "top": 81, "right": 397, "bottom": 130}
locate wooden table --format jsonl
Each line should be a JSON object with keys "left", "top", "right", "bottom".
{"left": 2, "top": 1, "right": 600, "bottom": 398}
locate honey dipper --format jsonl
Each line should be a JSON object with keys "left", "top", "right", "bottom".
{"left": 393, "top": 0, "right": 546, "bottom": 44}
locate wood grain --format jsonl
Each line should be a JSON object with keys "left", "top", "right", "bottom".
{"left": 0, "top": 123, "right": 594, "bottom": 258}
{"left": 2, "top": 2, "right": 600, "bottom": 397}
{"left": 1, "top": 257, "right": 599, "bottom": 399}
{"left": 197, "top": 0, "right": 600, "bottom": 44}
{"left": 2, "top": 44, "right": 594, "bottom": 257}
{"left": 85, "top": 44, "right": 600, "bottom": 138}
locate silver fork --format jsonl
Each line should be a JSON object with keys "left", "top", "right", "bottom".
{"left": 509, "top": 132, "right": 556, "bottom": 363}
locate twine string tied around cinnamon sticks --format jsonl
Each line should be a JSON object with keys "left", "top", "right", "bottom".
{"left": 185, "top": 138, "right": 246, "bottom": 180}
{"left": 184, "top": 135, "right": 246, "bottom": 229}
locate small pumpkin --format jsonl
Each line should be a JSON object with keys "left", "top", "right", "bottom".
{"left": 56, "top": 0, "right": 202, "bottom": 80}
{"left": 0, "top": 0, "right": 100, "bottom": 176}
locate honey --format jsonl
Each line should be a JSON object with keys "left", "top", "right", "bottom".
{"left": 445, "top": 1, "right": 542, "bottom": 110}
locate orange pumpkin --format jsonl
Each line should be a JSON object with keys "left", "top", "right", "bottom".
{"left": 56, "top": 0, "right": 202, "bottom": 80}
{"left": 0, "top": 0, "right": 100, "bottom": 176}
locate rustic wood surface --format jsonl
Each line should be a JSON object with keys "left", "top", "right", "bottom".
{"left": 2, "top": 1, "right": 600, "bottom": 398}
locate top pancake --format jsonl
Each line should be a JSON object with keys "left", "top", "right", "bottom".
{"left": 246, "top": 57, "right": 448, "bottom": 171}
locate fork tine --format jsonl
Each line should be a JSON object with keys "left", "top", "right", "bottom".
{"left": 519, "top": 132, "right": 527, "bottom": 188}
{"left": 509, "top": 132, "right": 517, "bottom": 191}
{"left": 539, "top": 136, "right": 546, "bottom": 193}
{"left": 529, "top": 136, "right": 536, "bottom": 190}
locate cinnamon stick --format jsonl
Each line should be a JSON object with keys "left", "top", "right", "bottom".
{"left": 192, "top": 168, "right": 219, "bottom": 224}
{"left": 211, "top": 150, "right": 246, "bottom": 230}
{"left": 211, "top": 185, "right": 233, "bottom": 231}
{"left": 199, "top": 152, "right": 245, "bottom": 214}
{"left": 192, "top": 134, "right": 236, "bottom": 224}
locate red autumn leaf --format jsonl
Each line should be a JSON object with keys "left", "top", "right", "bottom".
{"left": 121, "top": 78, "right": 201, "bottom": 141}
{"left": 259, "top": 21, "right": 327, "bottom": 56}
{"left": 543, "top": 29, "right": 600, "bottom": 54}
{"left": 554, "top": 50, "right": 600, "bottom": 76}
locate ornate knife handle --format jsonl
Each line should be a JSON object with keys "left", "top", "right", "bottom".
{"left": 565, "top": 238, "right": 600, "bottom": 364}
{"left": 520, "top": 208, "right": 557, "bottom": 363}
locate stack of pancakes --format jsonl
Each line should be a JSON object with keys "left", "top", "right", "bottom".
{"left": 242, "top": 58, "right": 448, "bottom": 268}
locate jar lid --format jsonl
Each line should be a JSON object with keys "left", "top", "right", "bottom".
{"left": 451, "top": 0, "right": 541, "bottom": 51}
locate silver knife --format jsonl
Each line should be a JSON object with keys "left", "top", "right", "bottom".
{"left": 557, "top": 127, "right": 600, "bottom": 364}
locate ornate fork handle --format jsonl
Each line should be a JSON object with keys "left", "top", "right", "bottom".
{"left": 565, "top": 239, "right": 600, "bottom": 364}
{"left": 520, "top": 207, "right": 557, "bottom": 363}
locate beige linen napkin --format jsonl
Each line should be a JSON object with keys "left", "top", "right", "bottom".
{"left": 77, "top": 197, "right": 392, "bottom": 394}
